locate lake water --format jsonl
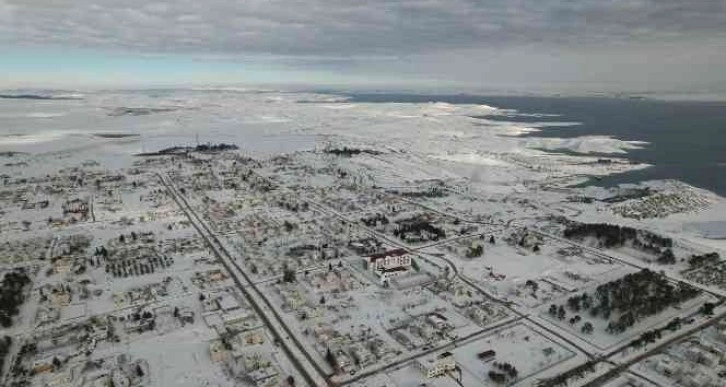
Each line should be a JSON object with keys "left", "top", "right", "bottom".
{"left": 346, "top": 93, "right": 726, "bottom": 197}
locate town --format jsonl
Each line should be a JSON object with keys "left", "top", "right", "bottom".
{"left": 1, "top": 91, "right": 726, "bottom": 387}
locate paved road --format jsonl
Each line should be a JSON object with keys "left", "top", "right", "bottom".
{"left": 160, "top": 174, "right": 330, "bottom": 387}
{"left": 388, "top": 189, "right": 726, "bottom": 386}
{"left": 583, "top": 309, "right": 726, "bottom": 387}
{"left": 178, "top": 165, "right": 724, "bottom": 386}
{"left": 303, "top": 195, "right": 601, "bottom": 371}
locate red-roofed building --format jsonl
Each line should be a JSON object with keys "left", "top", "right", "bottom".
{"left": 363, "top": 249, "right": 413, "bottom": 284}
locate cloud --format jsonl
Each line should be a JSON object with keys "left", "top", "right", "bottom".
{"left": 1, "top": 0, "right": 724, "bottom": 57}
{"left": 1, "top": 0, "right": 725, "bottom": 94}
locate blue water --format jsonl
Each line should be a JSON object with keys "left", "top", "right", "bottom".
{"left": 346, "top": 94, "right": 726, "bottom": 197}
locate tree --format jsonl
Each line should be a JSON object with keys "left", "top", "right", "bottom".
{"left": 548, "top": 304, "right": 558, "bottom": 317}
{"left": 581, "top": 322, "right": 593, "bottom": 334}
{"left": 325, "top": 348, "right": 337, "bottom": 369}
{"left": 489, "top": 235, "right": 496, "bottom": 244}
{"left": 286, "top": 375, "right": 295, "bottom": 386}
{"left": 657, "top": 248, "right": 676, "bottom": 264}
{"left": 283, "top": 269, "right": 296, "bottom": 283}
{"left": 488, "top": 370, "right": 506, "bottom": 383}
{"left": 557, "top": 305, "right": 566, "bottom": 320}
{"left": 411, "top": 259, "right": 420, "bottom": 272}
{"left": 702, "top": 302, "right": 716, "bottom": 316}
{"left": 136, "top": 364, "right": 145, "bottom": 377}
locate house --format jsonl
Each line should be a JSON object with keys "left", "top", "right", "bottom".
{"left": 53, "top": 259, "right": 73, "bottom": 276}
{"left": 410, "top": 319, "right": 437, "bottom": 340}
{"left": 350, "top": 345, "right": 375, "bottom": 367}
{"left": 683, "top": 341, "right": 721, "bottom": 367}
{"left": 468, "top": 305, "right": 497, "bottom": 326}
{"left": 111, "top": 370, "right": 130, "bottom": 387}
{"left": 679, "top": 370, "right": 713, "bottom": 387}
{"left": 49, "top": 290, "right": 71, "bottom": 307}
{"left": 208, "top": 270, "right": 228, "bottom": 282}
{"left": 281, "top": 290, "right": 306, "bottom": 311}
{"left": 35, "top": 307, "right": 60, "bottom": 325}
{"left": 243, "top": 330, "right": 265, "bottom": 346}
{"left": 31, "top": 357, "right": 56, "bottom": 374}
{"left": 417, "top": 351, "right": 456, "bottom": 378}
{"left": 714, "top": 320, "right": 726, "bottom": 343}
{"left": 227, "top": 352, "right": 277, "bottom": 382}
{"left": 426, "top": 313, "right": 449, "bottom": 329}
{"left": 124, "top": 314, "right": 154, "bottom": 334}
{"left": 30, "top": 369, "right": 72, "bottom": 387}
{"left": 222, "top": 309, "right": 254, "bottom": 326}
{"left": 334, "top": 350, "right": 353, "bottom": 372}
{"left": 217, "top": 293, "right": 241, "bottom": 312}
{"left": 653, "top": 356, "right": 681, "bottom": 378}
{"left": 348, "top": 238, "right": 383, "bottom": 255}
{"left": 88, "top": 323, "right": 109, "bottom": 341}
{"left": 209, "top": 340, "right": 229, "bottom": 363}
{"left": 178, "top": 308, "right": 195, "bottom": 324}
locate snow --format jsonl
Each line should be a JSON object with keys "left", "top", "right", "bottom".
{"left": 1, "top": 88, "right": 724, "bottom": 387}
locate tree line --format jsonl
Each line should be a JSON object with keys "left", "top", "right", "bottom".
{"left": 0, "top": 269, "right": 31, "bottom": 328}
{"left": 563, "top": 222, "right": 675, "bottom": 263}
{"left": 556, "top": 269, "right": 698, "bottom": 335}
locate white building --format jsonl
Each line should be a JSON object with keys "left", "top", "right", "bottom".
{"left": 365, "top": 249, "right": 412, "bottom": 271}
{"left": 417, "top": 351, "right": 456, "bottom": 378}
{"left": 217, "top": 293, "right": 241, "bottom": 312}
{"left": 364, "top": 249, "right": 413, "bottom": 284}
{"left": 653, "top": 356, "right": 681, "bottom": 378}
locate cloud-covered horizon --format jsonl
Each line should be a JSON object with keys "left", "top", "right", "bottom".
{"left": 1, "top": 0, "right": 725, "bottom": 92}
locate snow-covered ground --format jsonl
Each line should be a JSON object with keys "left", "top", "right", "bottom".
{"left": 1, "top": 89, "right": 725, "bottom": 387}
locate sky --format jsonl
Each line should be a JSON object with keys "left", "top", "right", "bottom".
{"left": 1, "top": 0, "right": 725, "bottom": 95}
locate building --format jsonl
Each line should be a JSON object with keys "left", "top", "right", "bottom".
{"left": 227, "top": 352, "right": 278, "bottom": 385}
{"left": 217, "top": 293, "right": 241, "bottom": 312}
{"left": 653, "top": 356, "right": 681, "bottom": 378}
{"left": 365, "top": 249, "right": 412, "bottom": 271}
{"left": 62, "top": 198, "right": 89, "bottom": 216}
{"left": 243, "top": 330, "right": 265, "bottom": 346}
{"left": 31, "top": 357, "right": 56, "bottom": 375}
{"left": 477, "top": 350, "right": 496, "bottom": 362}
{"left": 679, "top": 370, "right": 713, "bottom": 387}
{"left": 417, "top": 351, "right": 456, "bottom": 378}
{"left": 426, "top": 313, "right": 449, "bottom": 329}
{"left": 684, "top": 344, "right": 720, "bottom": 367}
{"left": 378, "top": 266, "right": 409, "bottom": 284}
{"left": 209, "top": 340, "right": 229, "bottom": 363}
{"left": 350, "top": 345, "right": 375, "bottom": 367}
{"left": 364, "top": 249, "right": 413, "bottom": 285}
{"left": 49, "top": 290, "right": 71, "bottom": 307}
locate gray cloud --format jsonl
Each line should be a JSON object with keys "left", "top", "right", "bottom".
{"left": 2, "top": 0, "right": 725, "bottom": 94}
{"left": 2, "top": 0, "right": 724, "bottom": 56}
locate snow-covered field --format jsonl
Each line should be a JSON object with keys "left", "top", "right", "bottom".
{"left": 1, "top": 89, "right": 725, "bottom": 387}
